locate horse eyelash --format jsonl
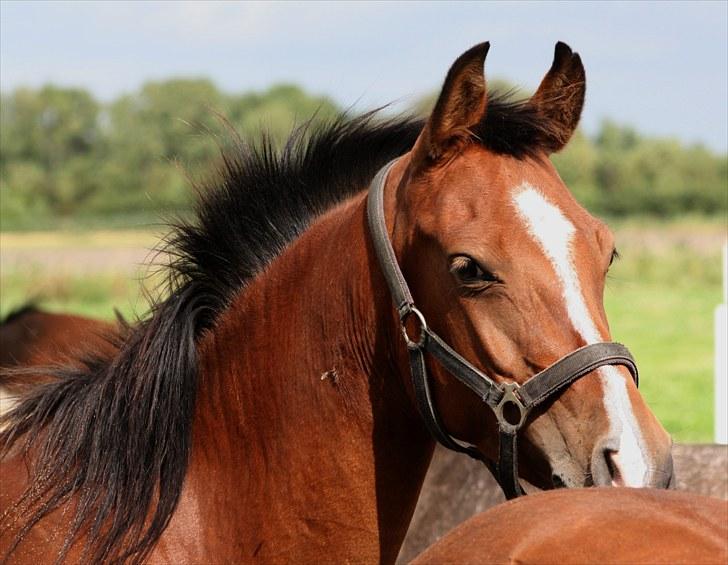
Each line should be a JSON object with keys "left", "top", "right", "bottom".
{"left": 609, "top": 248, "right": 620, "bottom": 266}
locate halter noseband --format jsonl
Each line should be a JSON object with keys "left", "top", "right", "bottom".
{"left": 366, "top": 160, "right": 639, "bottom": 500}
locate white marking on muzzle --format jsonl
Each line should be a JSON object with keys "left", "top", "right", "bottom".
{"left": 512, "top": 184, "right": 648, "bottom": 487}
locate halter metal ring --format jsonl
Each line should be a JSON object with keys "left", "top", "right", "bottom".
{"left": 401, "top": 306, "right": 427, "bottom": 350}
{"left": 494, "top": 382, "right": 529, "bottom": 433}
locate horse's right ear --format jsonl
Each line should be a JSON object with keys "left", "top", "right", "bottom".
{"left": 411, "top": 42, "right": 490, "bottom": 166}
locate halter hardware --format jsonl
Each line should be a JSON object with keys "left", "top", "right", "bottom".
{"left": 366, "top": 159, "right": 639, "bottom": 500}
{"left": 494, "top": 382, "right": 529, "bottom": 433}
{"left": 400, "top": 306, "right": 428, "bottom": 350}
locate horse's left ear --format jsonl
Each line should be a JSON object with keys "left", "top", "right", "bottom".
{"left": 411, "top": 42, "right": 490, "bottom": 165}
{"left": 528, "top": 41, "right": 586, "bottom": 153}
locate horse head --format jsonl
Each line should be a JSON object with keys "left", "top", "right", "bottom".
{"left": 380, "top": 42, "right": 673, "bottom": 491}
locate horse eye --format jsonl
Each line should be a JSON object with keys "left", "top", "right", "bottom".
{"left": 450, "top": 256, "right": 499, "bottom": 285}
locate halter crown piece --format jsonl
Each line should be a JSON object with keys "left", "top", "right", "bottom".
{"left": 366, "top": 160, "right": 639, "bottom": 499}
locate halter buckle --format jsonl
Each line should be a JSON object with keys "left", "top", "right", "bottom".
{"left": 494, "top": 382, "right": 529, "bottom": 433}
{"left": 400, "top": 306, "right": 427, "bottom": 350}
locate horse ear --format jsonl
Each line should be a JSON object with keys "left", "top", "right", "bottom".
{"left": 528, "top": 41, "right": 586, "bottom": 152}
{"left": 412, "top": 42, "right": 490, "bottom": 165}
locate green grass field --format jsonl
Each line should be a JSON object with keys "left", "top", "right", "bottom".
{"left": 602, "top": 217, "right": 725, "bottom": 441}
{"left": 605, "top": 276, "right": 720, "bottom": 442}
{"left": 0, "top": 229, "right": 162, "bottom": 321}
{"left": 1, "top": 219, "right": 725, "bottom": 442}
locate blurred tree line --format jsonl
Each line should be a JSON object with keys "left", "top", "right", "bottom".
{"left": 0, "top": 80, "right": 725, "bottom": 229}
{"left": 0, "top": 81, "right": 339, "bottom": 228}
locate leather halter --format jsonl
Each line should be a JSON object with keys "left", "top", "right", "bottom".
{"left": 366, "top": 160, "right": 639, "bottom": 500}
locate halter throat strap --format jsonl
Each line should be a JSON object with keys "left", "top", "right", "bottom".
{"left": 366, "top": 160, "right": 639, "bottom": 500}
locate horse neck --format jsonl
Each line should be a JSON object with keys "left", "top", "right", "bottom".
{"left": 180, "top": 192, "right": 434, "bottom": 562}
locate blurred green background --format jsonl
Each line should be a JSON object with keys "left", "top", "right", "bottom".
{"left": 1, "top": 79, "right": 726, "bottom": 442}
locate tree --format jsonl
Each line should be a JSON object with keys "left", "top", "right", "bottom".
{"left": 1, "top": 86, "right": 102, "bottom": 216}
{"left": 228, "top": 84, "right": 339, "bottom": 144}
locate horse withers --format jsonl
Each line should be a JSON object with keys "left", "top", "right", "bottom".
{"left": 1, "top": 41, "right": 673, "bottom": 563}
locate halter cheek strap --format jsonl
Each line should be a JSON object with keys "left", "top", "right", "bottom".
{"left": 366, "top": 160, "right": 639, "bottom": 500}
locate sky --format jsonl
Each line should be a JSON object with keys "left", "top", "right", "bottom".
{"left": 1, "top": 1, "right": 727, "bottom": 152}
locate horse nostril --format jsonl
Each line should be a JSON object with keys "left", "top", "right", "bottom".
{"left": 591, "top": 443, "right": 624, "bottom": 487}
{"left": 604, "top": 449, "right": 624, "bottom": 486}
{"left": 551, "top": 474, "right": 567, "bottom": 489}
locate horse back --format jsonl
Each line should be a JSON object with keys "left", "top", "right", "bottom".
{"left": 412, "top": 488, "right": 728, "bottom": 564}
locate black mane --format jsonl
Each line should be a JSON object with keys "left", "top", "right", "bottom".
{"left": 169, "top": 91, "right": 552, "bottom": 333}
{"left": 0, "top": 93, "right": 550, "bottom": 563}
{"left": 167, "top": 111, "right": 423, "bottom": 335}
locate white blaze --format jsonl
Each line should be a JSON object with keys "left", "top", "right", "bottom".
{"left": 512, "top": 183, "right": 648, "bottom": 487}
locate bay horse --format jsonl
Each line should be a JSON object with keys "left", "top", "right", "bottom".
{"left": 412, "top": 488, "right": 728, "bottom": 564}
{"left": 1, "top": 42, "right": 673, "bottom": 563}
{"left": 0, "top": 306, "right": 119, "bottom": 416}
{"left": 0, "top": 305, "right": 118, "bottom": 368}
